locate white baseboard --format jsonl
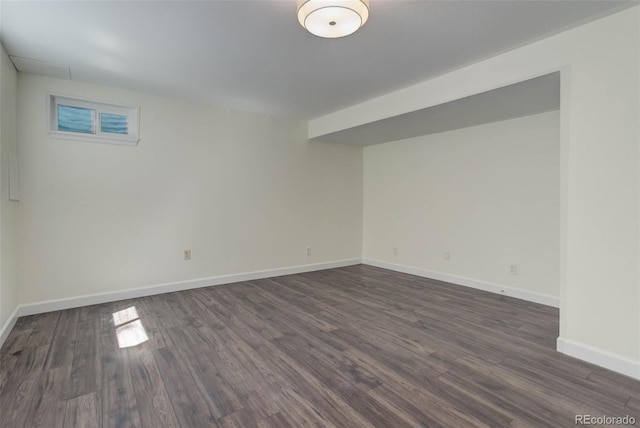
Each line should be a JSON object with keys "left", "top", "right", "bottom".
{"left": 0, "top": 258, "right": 359, "bottom": 349}
{"left": 14, "top": 258, "right": 362, "bottom": 319}
{"left": 4, "top": 258, "right": 638, "bottom": 381}
{"left": 557, "top": 337, "right": 640, "bottom": 380}
{"left": 362, "top": 258, "right": 640, "bottom": 379}
{"left": 362, "top": 258, "right": 559, "bottom": 308}
{"left": 0, "top": 306, "right": 21, "bottom": 349}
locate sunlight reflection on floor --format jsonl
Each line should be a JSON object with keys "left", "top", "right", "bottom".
{"left": 112, "top": 306, "right": 149, "bottom": 348}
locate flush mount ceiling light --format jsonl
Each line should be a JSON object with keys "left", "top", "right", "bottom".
{"left": 297, "top": 0, "right": 369, "bottom": 39}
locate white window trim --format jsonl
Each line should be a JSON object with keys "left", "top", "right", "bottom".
{"left": 47, "top": 93, "right": 140, "bottom": 146}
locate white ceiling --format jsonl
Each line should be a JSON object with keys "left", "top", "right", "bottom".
{"left": 0, "top": 1, "right": 633, "bottom": 119}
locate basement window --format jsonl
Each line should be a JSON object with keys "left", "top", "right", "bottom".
{"left": 48, "top": 94, "right": 139, "bottom": 146}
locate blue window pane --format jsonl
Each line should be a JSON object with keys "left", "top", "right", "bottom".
{"left": 101, "top": 113, "right": 128, "bottom": 135}
{"left": 58, "top": 105, "right": 94, "bottom": 133}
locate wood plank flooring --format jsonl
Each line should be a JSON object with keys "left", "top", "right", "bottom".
{"left": 1, "top": 265, "right": 638, "bottom": 427}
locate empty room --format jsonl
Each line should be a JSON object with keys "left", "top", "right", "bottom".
{"left": 0, "top": 1, "right": 639, "bottom": 427}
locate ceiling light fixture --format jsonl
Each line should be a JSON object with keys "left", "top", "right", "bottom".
{"left": 297, "top": 0, "right": 369, "bottom": 39}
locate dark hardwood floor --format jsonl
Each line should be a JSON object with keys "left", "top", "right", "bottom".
{"left": 1, "top": 265, "right": 638, "bottom": 427}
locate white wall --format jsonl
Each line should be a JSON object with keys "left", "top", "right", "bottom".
{"left": 312, "top": 6, "right": 640, "bottom": 376}
{"left": 16, "top": 74, "right": 362, "bottom": 304}
{"left": 363, "top": 111, "right": 560, "bottom": 302}
{"left": 0, "top": 44, "right": 19, "bottom": 332}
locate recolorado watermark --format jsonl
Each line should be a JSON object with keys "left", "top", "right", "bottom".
{"left": 575, "top": 415, "right": 636, "bottom": 425}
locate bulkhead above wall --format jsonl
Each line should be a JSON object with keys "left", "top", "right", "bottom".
{"left": 311, "top": 72, "right": 560, "bottom": 147}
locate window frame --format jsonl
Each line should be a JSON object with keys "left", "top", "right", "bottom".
{"left": 48, "top": 93, "right": 140, "bottom": 146}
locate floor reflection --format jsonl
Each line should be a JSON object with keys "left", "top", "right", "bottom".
{"left": 112, "top": 306, "right": 140, "bottom": 327}
{"left": 112, "top": 306, "right": 149, "bottom": 348}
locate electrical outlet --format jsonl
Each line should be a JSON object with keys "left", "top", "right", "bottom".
{"left": 444, "top": 251, "right": 451, "bottom": 261}
{"left": 509, "top": 264, "right": 518, "bottom": 275}
{"left": 184, "top": 249, "right": 191, "bottom": 260}
{"left": 306, "top": 247, "right": 311, "bottom": 256}
{"left": 393, "top": 247, "right": 398, "bottom": 256}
